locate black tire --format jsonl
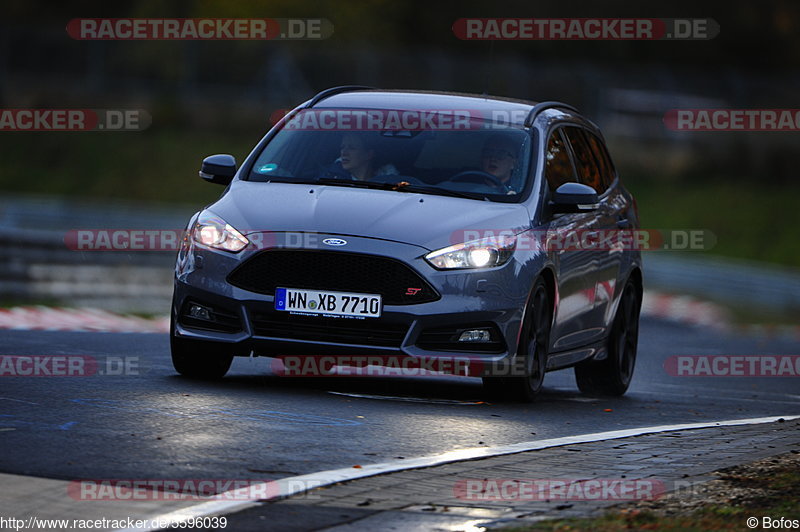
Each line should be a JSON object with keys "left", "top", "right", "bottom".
{"left": 482, "top": 278, "right": 551, "bottom": 402}
{"left": 575, "top": 280, "right": 641, "bottom": 396}
{"left": 170, "top": 322, "right": 233, "bottom": 379}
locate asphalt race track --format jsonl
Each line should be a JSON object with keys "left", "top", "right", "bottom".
{"left": 1, "top": 317, "right": 799, "bottom": 485}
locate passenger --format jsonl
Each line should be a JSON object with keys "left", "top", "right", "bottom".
{"left": 336, "top": 133, "right": 398, "bottom": 181}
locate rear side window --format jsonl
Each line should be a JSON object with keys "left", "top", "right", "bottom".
{"left": 585, "top": 131, "right": 617, "bottom": 190}
{"left": 544, "top": 129, "right": 576, "bottom": 192}
{"left": 563, "top": 127, "right": 604, "bottom": 194}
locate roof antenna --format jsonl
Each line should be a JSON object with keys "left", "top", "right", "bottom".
{"left": 482, "top": 39, "right": 495, "bottom": 97}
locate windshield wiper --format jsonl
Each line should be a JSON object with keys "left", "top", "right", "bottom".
{"left": 315, "top": 178, "right": 485, "bottom": 200}
{"left": 392, "top": 184, "right": 486, "bottom": 200}
{"left": 250, "top": 175, "right": 315, "bottom": 184}
{"left": 316, "top": 178, "right": 393, "bottom": 190}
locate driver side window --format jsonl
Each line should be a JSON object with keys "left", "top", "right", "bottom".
{"left": 544, "top": 129, "right": 577, "bottom": 192}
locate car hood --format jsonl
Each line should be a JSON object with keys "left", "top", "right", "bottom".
{"left": 206, "top": 180, "right": 532, "bottom": 251}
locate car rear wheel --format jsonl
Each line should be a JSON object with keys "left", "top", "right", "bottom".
{"left": 170, "top": 322, "right": 234, "bottom": 379}
{"left": 575, "top": 280, "right": 641, "bottom": 396}
{"left": 483, "top": 278, "right": 550, "bottom": 402}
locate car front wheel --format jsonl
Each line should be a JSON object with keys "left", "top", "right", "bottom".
{"left": 170, "top": 323, "right": 234, "bottom": 379}
{"left": 575, "top": 280, "right": 641, "bottom": 396}
{"left": 483, "top": 278, "right": 550, "bottom": 402}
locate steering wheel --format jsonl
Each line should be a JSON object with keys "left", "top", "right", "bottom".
{"left": 448, "top": 170, "right": 506, "bottom": 190}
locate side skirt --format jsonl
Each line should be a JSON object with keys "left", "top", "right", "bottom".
{"left": 546, "top": 340, "right": 608, "bottom": 371}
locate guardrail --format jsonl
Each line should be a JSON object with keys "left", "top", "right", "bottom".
{"left": 0, "top": 195, "right": 195, "bottom": 313}
{"left": 644, "top": 253, "right": 800, "bottom": 313}
{"left": 0, "top": 229, "right": 175, "bottom": 314}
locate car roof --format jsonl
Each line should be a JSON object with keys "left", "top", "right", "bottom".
{"left": 314, "top": 89, "right": 540, "bottom": 127}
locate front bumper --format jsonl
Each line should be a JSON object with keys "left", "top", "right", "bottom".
{"left": 172, "top": 232, "right": 531, "bottom": 374}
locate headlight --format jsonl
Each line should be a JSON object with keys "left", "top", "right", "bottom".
{"left": 191, "top": 211, "right": 249, "bottom": 252}
{"left": 425, "top": 235, "right": 516, "bottom": 269}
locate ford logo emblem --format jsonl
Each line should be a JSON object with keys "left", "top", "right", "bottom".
{"left": 322, "top": 238, "right": 347, "bottom": 246}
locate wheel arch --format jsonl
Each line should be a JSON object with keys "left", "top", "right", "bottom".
{"left": 515, "top": 266, "right": 557, "bottom": 353}
{"left": 538, "top": 266, "right": 557, "bottom": 322}
{"left": 627, "top": 266, "right": 644, "bottom": 307}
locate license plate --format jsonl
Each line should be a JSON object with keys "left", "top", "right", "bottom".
{"left": 275, "top": 288, "right": 382, "bottom": 318}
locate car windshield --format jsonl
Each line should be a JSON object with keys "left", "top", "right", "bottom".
{"left": 247, "top": 108, "right": 534, "bottom": 202}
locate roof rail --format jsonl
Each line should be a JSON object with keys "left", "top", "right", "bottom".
{"left": 523, "top": 101, "right": 579, "bottom": 128}
{"left": 306, "top": 86, "right": 375, "bottom": 108}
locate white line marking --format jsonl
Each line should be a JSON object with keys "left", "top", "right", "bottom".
{"left": 327, "top": 391, "right": 485, "bottom": 405}
{"left": 641, "top": 383, "right": 800, "bottom": 404}
{"left": 653, "top": 381, "right": 799, "bottom": 395}
{"left": 119, "top": 414, "right": 800, "bottom": 532}
{"left": 629, "top": 389, "right": 800, "bottom": 406}
{"left": 0, "top": 397, "right": 40, "bottom": 405}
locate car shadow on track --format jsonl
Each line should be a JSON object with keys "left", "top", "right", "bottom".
{"left": 164, "top": 368, "right": 632, "bottom": 408}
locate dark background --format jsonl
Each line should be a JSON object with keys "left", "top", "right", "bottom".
{"left": 1, "top": 0, "right": 799, "bottom": 265}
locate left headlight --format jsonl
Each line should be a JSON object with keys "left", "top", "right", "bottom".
{"left": 425, "top": 235, "right": 516, "bottom": 270}
{"left": 191, "top": 210, "right": 249, "bottom": 252}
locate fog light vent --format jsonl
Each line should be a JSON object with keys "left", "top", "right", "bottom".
{"left": 179, "top": 300, "right": 242, "bottom": 333}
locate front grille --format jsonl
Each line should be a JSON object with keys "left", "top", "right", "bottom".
{"left": 227, "top": 250, "right": 439, "bottom": 305}
{"left": 178, "top": 300, "right": 243, "bottom": 333}
{"left": 251, "top": 312, "right": 408, "bottom": 347}
{"left": 416, "top": 324, "right": 505, "bottom": 353}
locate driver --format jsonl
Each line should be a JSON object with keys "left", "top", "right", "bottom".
{"left": 481, "top": 134, "right": 519, "bottom": 193}
{"left": 323, "top": 133, "right": 399, "bottom": 181}
{"left": 340, "top": 133, "right": 376, "bottom": 181}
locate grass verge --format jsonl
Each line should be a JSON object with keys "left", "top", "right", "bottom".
{"left": 501, "top": 451, "right": 800, "bottom": 531}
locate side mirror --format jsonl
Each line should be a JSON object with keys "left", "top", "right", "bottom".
{"left": 199, "top": 154, "right": 237, "bottom": 185}
{"left": 551, "top": 182, "right": 599, "bottom": 213}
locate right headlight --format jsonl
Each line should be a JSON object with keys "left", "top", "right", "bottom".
{"left": 425, "top": 235, "right": 516, "bottom": 270}
{"left": 191, "top": 210, "right": 249, "bottom": 252}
